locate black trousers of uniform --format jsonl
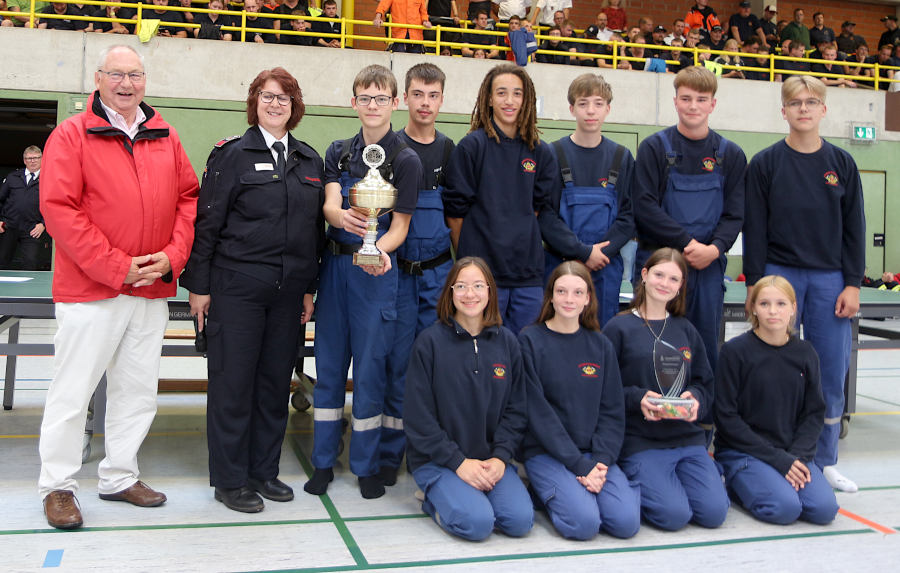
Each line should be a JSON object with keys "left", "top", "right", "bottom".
{"left": 0, "top": 227, "right": 51, "bottom": 270}
{"left": 205, "top": 265, "right": 307, "bottom": 489}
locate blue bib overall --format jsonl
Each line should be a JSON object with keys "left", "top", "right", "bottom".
{"left": 545, "top": 143, "right": 625, "bottom": 326}
{"left": 312, "top": 170, "right": 400, "bottom": 477}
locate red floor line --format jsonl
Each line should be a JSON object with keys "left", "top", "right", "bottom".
{"left": 838, "top": 508, "right": 897, "bottom": 535}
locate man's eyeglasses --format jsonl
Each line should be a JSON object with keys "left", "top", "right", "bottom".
{"left": 24, "top": 156, "right": 42, "bottom": 162}
{"left": 98, "top": 70, "right": 146, "bottom": 83}
{"left": 355, "top": 95, "right": 393, "bottom": 107}
{"left": 259, "top": 91, "right": 293, "bottom": 105}
{"left": 785, "top": 98, "right": 823, "bottom": 109}
{"left": 451, "top": 282, "right": 489, "bottom": 295}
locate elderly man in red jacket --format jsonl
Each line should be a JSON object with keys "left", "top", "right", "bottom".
{"left": 37, "top": 45, "right": 198, "bottom": 530}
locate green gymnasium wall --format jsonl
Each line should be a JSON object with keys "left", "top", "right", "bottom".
{"left": 3, "top": 88, "right": 896, "bottom": 280}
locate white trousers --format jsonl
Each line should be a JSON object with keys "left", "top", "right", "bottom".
{"left": 38, "top": 295, "right": 168, "bottom": 498}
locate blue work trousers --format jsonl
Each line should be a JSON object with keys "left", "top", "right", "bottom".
{"left": 716, "top": 449, "right": 838, "bottom": 525}
{"left": 525, "top": 454, "right": 640, "bottom": 540}
{"left": 412, "top": 462, "right": 534, "bottom": 541}
{"left": 312, "top": 250, "right": 398, "bottom": 477}
{"left": 497, "top": 286, "right": 543, "bottom": 335}
{"left": 619, "top": 445, "right": 730, "bottom": 531}
{"left": 765, "top": 264, "right": 850, "bottom": 469}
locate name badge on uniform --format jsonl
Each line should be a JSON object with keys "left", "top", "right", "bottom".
{"left": 255, "top": 163, "right": 274, "bottom": 171}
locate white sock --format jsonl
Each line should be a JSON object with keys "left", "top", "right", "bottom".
{"left": 823, "top": 465, "right": 858, "bottom": 493}
{"left": 414, "top": 489, "right": 425, "bottom": 502}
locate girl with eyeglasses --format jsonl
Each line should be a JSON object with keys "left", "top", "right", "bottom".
{"left": 519, "top": 261, "right": 640, "bottom": 540}
{"left": 714, "top": 276, "right": 838, "bottom": 525}
{"left": 602, "top": 247, "right": 729, "bottom": 531}
{"left": 404, "top": 256, "right": 533, "bottom": 541}
{"left": 743, "top": 75, "right": 865, "bottom": 494}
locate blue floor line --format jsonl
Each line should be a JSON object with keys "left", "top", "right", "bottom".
{"left": 42, "top": 549, "right": 63, "bottom": 568}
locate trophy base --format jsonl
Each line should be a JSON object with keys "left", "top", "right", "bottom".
{"left": 353, "top": 252, "right": 384, "bottom": 267}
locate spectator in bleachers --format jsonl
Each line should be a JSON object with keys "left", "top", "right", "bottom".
{"left": 467, "top": 0, "right": 491, "bottom": 21}
{"left": 473, "top": 48, "right": 487, "bottom": 58}
{"left": 595, "top": 11, "right": 613, "bottom": 41}
{"left": 845, "top": 42, "right": 874, "bottom": 87}
{"left": 664, "top": 18, "right": 686, "bottom": 45}
{"left": 809, "top": 12, "right": 835, "bottom": 47}
{"left": 312, "top": 0, "right": 341, "bottom": 48}
{"left": 729, "top": 1, "right": 764, "bottom": 46}
{"left": 637, "top": 15, "right": 652, "bottom": 41}
{"left": 775, "top": 40, "right": 809, "bottom": 82}
{"left": 685, "top": 0, "right": 720, "bottom": 43}
{"left": 646, "top": 24, "right": 667, "bottom": 58}
{"left": 578, "top": 24, "right": 613, "bottom": 68}
{"left": 894, "top": 43, "right": 900, "bottom": 64}
{"left": 811, "top": 43, "right": 856, "bottom": 88}
{"left": 617, "top": 34, "right": 646, "bottom": 70}
{"left": 743, "top": 42, "right": 771, "bottom": 81}
{"left": 5, "top": 0, "right": 47, "bottom": 27}
{"left": 176, "top": 0, "right": 195, "bottom": 25}
{"left": 775, "top": 19, "right": 788, "bottom": 42}
{"left": 462, "top": 11, "right": 499, "bottom": 58}
{"left": 759, "top": 4, "right": 777, "bottom": 46}
{"left": 243, "top": 0, "right": 276, "bottom": 43}
{"left": 535, "top": 25, "right": 576, "bottom": 64}
{"left": 780, "top": 8, "right": 809, "bottom": 49}
{"left": 90, "top": 4, "right": 136, "bottom": 34}
{"left": 836, "top": 21, "right": 864, "bottom": 56}
{"left": 875, "top": 43, "right": 896, "bottom": 90}
{"left": 561, "top": 18, "right": 576, "bottom": 39}
{"left": 667, "top": 37, "right": 692, "bottom": 73}
{"left": 600, "top": 0, "right": 625, "bottom": 32}
{"left": 626, "top": 25, "right": 640, "bottom": 42}
{"left": 374, "top": 0, "right": 431, "bottom": 54}
{"left": 529, "top": 0, "right": 570, "bottom": 28}
{"left": 708, "top": 24, "right": 725, "bottom": 52}
{"left": 38, "top": 2, "right": 83, "bottom": 30}
{"left": 193, "top": 0, "right": 233, "bottom": 40}
{"left": 879, "top": 15, "right": 900, "bottom": 49}
{"left": 492, "top": 0, "right": 529, "bottom": 23}
{"left": 280, "top": 8, "right": 316, "bottom": 45}
{"left": 149, "top": 0, "right": 188, "bottom": 37}
{"left": 272, "top": 0, "right": 307, "bottom": 39}
{"left": 0, "top": 0, "right": 11, "bottom": 27}
{"left": 685, "top": 27, "right": 701, "bottom": 48}
{"left": 714, "top": 38, "right": 744, "bottom": 78}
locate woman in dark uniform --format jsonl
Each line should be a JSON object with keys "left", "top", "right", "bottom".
{"left": 181, "top": 67, "right": 325, "bottom": 513}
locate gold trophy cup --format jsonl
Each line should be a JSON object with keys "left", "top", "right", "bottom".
{"left": 349, "top": 144, "right": 398, "bottom": 267}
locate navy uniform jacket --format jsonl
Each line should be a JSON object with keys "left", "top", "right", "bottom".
{"left": 180, "top": 126, "right": 326, "bottom": 295}
{"left": 0, "top": 169, "right": 43, "bottom": 231}
{"left": 404, "top": 319, "right": 528, "bottom": 472}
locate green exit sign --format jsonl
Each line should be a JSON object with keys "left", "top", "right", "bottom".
{"left": 851, "top": 124, "right": 876, "bottom": 144}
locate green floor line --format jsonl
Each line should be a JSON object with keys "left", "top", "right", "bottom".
{"left": 0, "top": 518, "right": 335, "bottom": 536}
{"left": 288, "top": 434, "right": 368, "bottom": 567}
{"left": 856, "top": 393, "right": 900, "bottom": 408}
{"left": 253, "top": 527, "right": 874, "bottom": 573}
{"left": 343, "top": 514, "right": 428, "bottom": 522}
{"left": 858, "top": 485, "right": 900, "bottom": 491}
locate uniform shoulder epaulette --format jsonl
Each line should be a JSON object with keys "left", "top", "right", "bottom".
{"left": 215, "top": 135, "right": 241, "bottom": 148}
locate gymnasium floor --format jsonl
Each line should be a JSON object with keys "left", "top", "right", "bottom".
{"left": 1, "top": 319, "right": 899, "bottom": 572}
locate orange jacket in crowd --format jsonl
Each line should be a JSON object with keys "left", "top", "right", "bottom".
{"left": 375, "top": 0, "right": 429, "bottom": 41}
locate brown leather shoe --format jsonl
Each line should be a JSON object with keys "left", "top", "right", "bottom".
{"left": 44, "top": 490, "right": 83, "bottom": 530}
{"left": 99, "top": 481, "right": 167, "bottom": 507}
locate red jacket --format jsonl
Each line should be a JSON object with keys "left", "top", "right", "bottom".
{"left": 40, "top": 92, "right": 198, "bottom": 303}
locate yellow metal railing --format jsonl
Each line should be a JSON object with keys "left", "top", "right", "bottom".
{"left": 5, "top": 1, "right": 899, "bottom": 87}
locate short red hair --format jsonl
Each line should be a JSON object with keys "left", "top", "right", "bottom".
{"left": 246, "top": 67, "right": 305, "bottom": 131}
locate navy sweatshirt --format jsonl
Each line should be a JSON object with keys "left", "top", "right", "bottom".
{"left": 602, "top": 311, "right": 713, "bottom": 457}
{"left": 443, "top": 123, "right": 555, "bottom": 288}
{"left": 519, "top": 324, "right": 625, "bottom": 477}
{"left": 404, "top": 319, "right": 528, "bottom": 472}
{"left": 714, "top": 331, "right": 824, "bottom": 476}
{"left": 743, "top": 139, "right": 865, "bottom": 287}
{"left": 633, "top": 126, "right": 746, "bottom": 254}
{"left": 538, "top": 136, "right": 636, "bottom": 262}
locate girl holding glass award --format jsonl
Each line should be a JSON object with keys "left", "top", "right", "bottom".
{"left": 603, "top": 247, "right": 729, "bottom": 531}
{"left": 519, "top": 261, "right": 641, "bottom": 541}
{"left": 714, "top": 276, "right": 838, "bottom": 525}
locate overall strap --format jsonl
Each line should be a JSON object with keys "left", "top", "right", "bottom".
{"left": 553, "top": 139, "right": 574, "bottom": 185}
